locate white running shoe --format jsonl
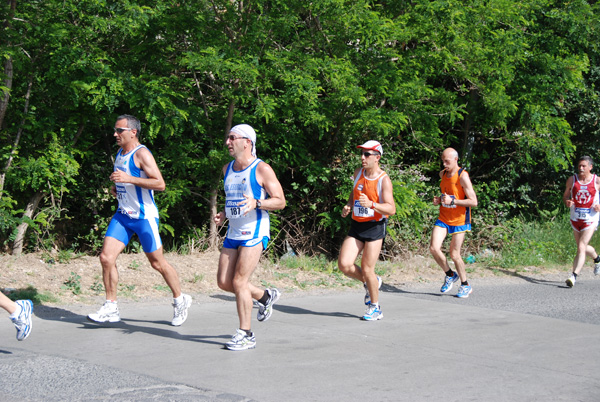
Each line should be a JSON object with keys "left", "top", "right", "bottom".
{"left": 11, "top": 300, "right": 33, "bottom": 341}
{"left": 565, "top": 274, "right": 576, "bottom": 288}
{"left": 225, "top": 329, "right": 256, "bottom": 351}
{"left": 364, "top": 276, "right": 383, "bottom": 305}
{"left": 87, "top": 301, "right": 120, "bottom": 323}
{"left": 594, "top": 262, "right": 600, "bottom": 276}
{"left": 257, "top": 288, "right": 280, "bottom": 322}
{"left": 171, "top": 294, "right": 192, "bottom": 326}
{"left": 362, "top": 303, "right": 383, "bottom": 321}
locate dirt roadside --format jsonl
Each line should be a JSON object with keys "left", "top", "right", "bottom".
{"left": 0, "top": 251, "right": 572, "bottom": 306}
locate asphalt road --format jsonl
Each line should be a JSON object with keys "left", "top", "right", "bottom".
{"left": 394, "top": 271, "right": 600, "bottom": 325}
{"left": 1, "top": 273, "right": 599, "bottom": 401}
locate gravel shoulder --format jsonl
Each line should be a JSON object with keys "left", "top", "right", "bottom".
{"left": 0, "top": 250, "right": 573, "bottom": 306}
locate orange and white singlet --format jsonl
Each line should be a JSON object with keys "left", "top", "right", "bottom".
{"left": 351, "top": 168, "right": 388, "bottom": 222}
{"left": 570, "top": 174, "right": 599, "bottom": 223}
{"left": 439, "top": 168, "right": 470, "bottom": 226}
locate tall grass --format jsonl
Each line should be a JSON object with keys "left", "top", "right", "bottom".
{"left": 490, "top": 215, "right": 597, "bottom": 269}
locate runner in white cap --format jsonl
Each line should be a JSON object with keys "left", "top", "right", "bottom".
{"left": 214, "top": 124, "right": 286, "bottom": 350}
{"left": 338, "top": 140, "right": 396, "bottom": 320}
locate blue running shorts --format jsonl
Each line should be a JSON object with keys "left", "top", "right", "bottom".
{"left": 434, "top": 219, "right": 471, "bottom": 235}
{"left": 223, "top": 236, "right": 269, "bottom": 250}
{"left": 105, "top": 213, "right": 162, "bottom": 253}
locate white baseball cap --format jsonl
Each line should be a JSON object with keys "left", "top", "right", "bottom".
{"left": 357, "top": 140, "right": 383, "bottom": 156}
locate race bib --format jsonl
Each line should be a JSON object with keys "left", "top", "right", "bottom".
{"left": 442, "top": 195, "right": 457, "bottom": 208}
{"left": 575, "top": 207, "right": 591, "bottom": 220}
{"left": 353, "top": 200, "right": 374, "bottom": 218}
{"left": 115, "top": 184, "right": 127, "bottom": 202}
{"left": 225, "top": 200, "right": 243, "bottom": 219}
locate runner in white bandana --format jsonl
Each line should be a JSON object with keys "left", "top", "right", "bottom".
{"left": 214, "top": 124, "right": 286, "bottom": 351}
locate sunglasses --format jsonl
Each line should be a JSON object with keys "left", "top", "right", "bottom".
{"left": 361, "top": 151, "right": 379, "bottom": 157}
{"left": 114, "top": 127, "right": 132, "bottom": 134}
{"left": 226, "top": 135, "right": 246, "bottom": 141}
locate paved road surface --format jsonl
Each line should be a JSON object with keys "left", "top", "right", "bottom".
{"left": 1, "top": 273, "right": 599, "bottom": 401}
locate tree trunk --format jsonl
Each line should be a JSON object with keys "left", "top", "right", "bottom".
{"left": 461, "top": 89, "right": 479, "bottom": 170}
{"left": 12, "top": 191, "right": 44, "bottom": 256}
{"left": 208, "top": 188, "right": 218, "bottom": 250}
{"left": 0, "top": 75, "right": 33, "bottom": 198}
{"left": 0, "top": 0, "right": 16, "bottom": 128}
{"left": 0, "top": 55, "right": 13, "bottom": 128}
{"left": 207, "top": 79, "right": 239, "bottom": 248}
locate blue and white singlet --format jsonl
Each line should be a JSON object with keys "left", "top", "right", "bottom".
{"left": 114, "top": 145, "right": 159, "bottom": 220}
{"left": 224, "top": 158, "right": 270, "bottom": 241}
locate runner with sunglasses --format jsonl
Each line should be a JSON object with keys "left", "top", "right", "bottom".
{"left": 213, "top": 124, "right": 286, "bottom": 350}
{"left": 338, "top": 140, "right": 396, "bottom": 321}
{"left": 88, "top": 114, "right": 192, "bottom": 326}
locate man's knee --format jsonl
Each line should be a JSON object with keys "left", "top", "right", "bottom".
{"left": 99, "top": 252, "right": 115, "bottom": 269}
{"left": 231, "top": 275, "right": 248, "bottom": 294}
{"left": 429, "top": 243, "right": 442, "bottom": 256}
{"left": 449, "top": 249, "right": 462, "bottom": 261}
{"left": 149, "top": 259, "right": 171, "bottom": 275}
{"left": 217, "top": 277, "right": 233, "bottom": 292}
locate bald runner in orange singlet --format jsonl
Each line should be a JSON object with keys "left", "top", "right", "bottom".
{"left": 430, "top": 148, "right": 478, "bottom": 298}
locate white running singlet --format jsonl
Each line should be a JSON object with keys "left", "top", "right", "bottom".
{"left": 114, "top": 145, "right": 159, "bottom": 220}
{"left": 224, "top": 158, "right": 270, "bottom": 241}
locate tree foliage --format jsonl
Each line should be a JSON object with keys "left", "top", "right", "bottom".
{"left": 1, "top": 0, "right": 599, "bottom": 256}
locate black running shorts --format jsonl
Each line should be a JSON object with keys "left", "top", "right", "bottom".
{"left": 347, "top": 219, "right": 387, "bottom": 242}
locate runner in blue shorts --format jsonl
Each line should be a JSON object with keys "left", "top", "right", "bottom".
{"left": 430, "top": 148, "right": 478, "bottom": 298}
{"left": 213, "top": 124, "right": 286, "bottom": 351}
{"left": 87, "top": 114, "right": 191, "bottom": 326}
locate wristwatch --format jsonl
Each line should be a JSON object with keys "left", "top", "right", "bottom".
{"left": 256, "top": 200, "right": 262, "bottom": 209}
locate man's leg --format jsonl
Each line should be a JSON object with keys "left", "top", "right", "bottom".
{"left": 99, "top": 236, "right": 126, "bottom": 301}
{"left": 572, "top": 227, "right": 595, "bottom": 275}
{"left": 361, "top": 239, "right": 383, "bottom": 304}
{"left": 88, "top": 236, "right": 125, "bottom": 323}
{"left": 231, "top": 244, "right": 264, "bottom": 331}
{"left": 448, "top": 232, "right": 467, "bottom": 282}
{"left": 429, "top": 225, "right": 450, "bottom": 271}
{"left": 2, "top": 292, "right": 33, "bottom": 341}
{"left": 0, "top": 292, "right": 16, "bottom": 315}
{"left": 338, "top": 236, "right": 365, "bottom": 282}
{"left": 217, "top": 247, "right": 238, "bottom": 293}
{"left": 146, "top": 247, "right": 182, "bottom": 298}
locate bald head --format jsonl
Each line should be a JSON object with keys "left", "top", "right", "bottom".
{"left": 442, "top": 148, "right": 459, "bottom": 160}
{"left": 441, "top": 147, "right": 459, "bottom": 173}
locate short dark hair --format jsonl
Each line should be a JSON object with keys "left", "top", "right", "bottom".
{"left": 116, "top": 114, "right": 142, "bottom": 137}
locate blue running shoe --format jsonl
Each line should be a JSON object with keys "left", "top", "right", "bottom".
{"left": 440, "top": 272, "right": 459, "bottom": 293}
{"left": 362, "top": 304, "right": 383, "bottom": 321}
{"left": 364, "top": 276, "right": 383, "bottom": 305}
{"left": 11, "top": 300, "right": 33, "bottom": 341}
{"left": 456, "top": 284, "right": 473, "bottom": 298}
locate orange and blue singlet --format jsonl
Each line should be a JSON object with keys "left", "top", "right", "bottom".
{"left": 435, "top": 168, "right": 471, "bottom": 234}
